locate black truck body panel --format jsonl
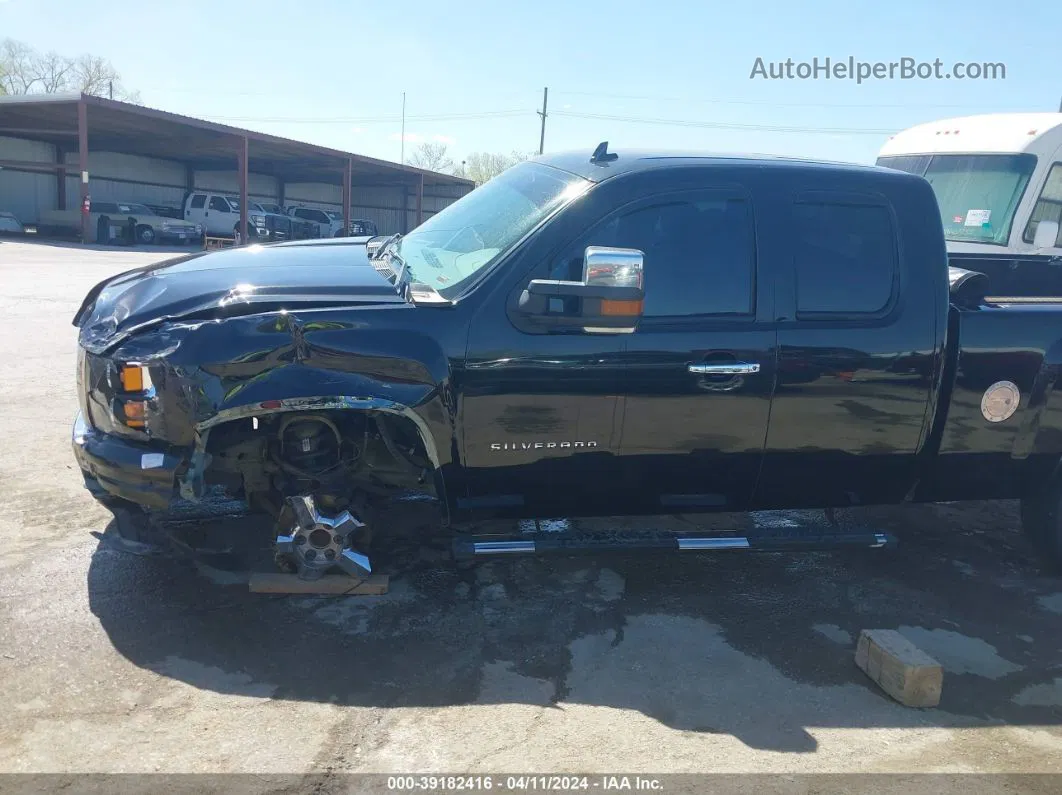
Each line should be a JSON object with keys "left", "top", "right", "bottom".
{"left": 917, "top": 303, "right": 1062, "bottom": 501}
{"left": 70, "top": 151, "right": 1062, "bottom": 531}
{"left": 948, "top": 252, "right": 1062, "bottom": 298}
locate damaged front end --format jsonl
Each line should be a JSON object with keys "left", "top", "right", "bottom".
{"left": 72, "top": 243, "right": 451, "bottom": 578}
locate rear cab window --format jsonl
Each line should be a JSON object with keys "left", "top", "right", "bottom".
{"left": 791, "top": 194, "right": 899, "bottom": 318}
{"left": 190, "top": 194, "right": 206, "bottom": 209}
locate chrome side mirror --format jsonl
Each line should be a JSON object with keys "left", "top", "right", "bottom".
{"left": 582, "top": 246, "right": 644, "bottom": 289}
{"left": 517, "top": 246, "right": 645, "bottom": 333}
{"left": 581, "top": 246, "right": 644, "bottom": 334}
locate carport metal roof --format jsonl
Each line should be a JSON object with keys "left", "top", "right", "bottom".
{"left": 0, "top": 93, "right": 474, "bottom": 189}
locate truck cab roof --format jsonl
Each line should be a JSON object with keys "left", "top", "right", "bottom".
{"left": 534, "top": 147, "right": 893, "bottom": 183}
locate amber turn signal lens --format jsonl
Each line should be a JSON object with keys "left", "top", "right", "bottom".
{"left": 119, "top": 364, "right": 151, "bottom": 392}
{"left": 600, "top": 299, "right": 644, "bottom": 317}
{"left": 123, "top": 401, "right": 147, "bottom": 428}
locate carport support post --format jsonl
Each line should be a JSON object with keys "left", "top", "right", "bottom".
{"left": 342, "top": 157, "right": 352, "bottom": 233}
{"left": 237, "top": 136, "right": 249, "bottom": 245}
{"left": 55, "top": 144, "right": 67, "bottom": 211}
{"left": 415, "top": 174, "right": 424, "bottom": 228}
{"left": 77, "top": 100, "right": 89, "bottom": 243}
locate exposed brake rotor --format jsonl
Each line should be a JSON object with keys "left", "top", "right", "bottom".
{"left": 275, "top": 494, "right": 372, "bottom": 580}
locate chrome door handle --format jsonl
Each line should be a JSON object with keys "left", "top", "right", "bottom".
{"left": 688, "top": 362, "right": 761, "bottom": 375}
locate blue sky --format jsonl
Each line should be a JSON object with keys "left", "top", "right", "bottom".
{"left": 1, "top": 0, "right": 1058, "bottom": 166}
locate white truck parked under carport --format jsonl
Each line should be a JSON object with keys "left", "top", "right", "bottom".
{"left": 183, "top": 192, "right": 294, "bottom": 242}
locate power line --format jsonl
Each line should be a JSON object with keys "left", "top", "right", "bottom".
{"left": 552, "top": 89, "right": 1027, "bottom": 111}
{"left": 551, "top": 110, "right": 895, "bottom": 135}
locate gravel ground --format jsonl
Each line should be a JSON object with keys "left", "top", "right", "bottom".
{"left": 1, "top": 239, "right": 1061, "bottom": 792}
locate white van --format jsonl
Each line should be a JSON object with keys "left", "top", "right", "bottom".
{"left": 877, "top": 113, "right": 1062, "bottom": 256}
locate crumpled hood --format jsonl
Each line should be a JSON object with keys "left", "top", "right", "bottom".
{"left": 74, "top": 241, "right": 404, "bottom": 353}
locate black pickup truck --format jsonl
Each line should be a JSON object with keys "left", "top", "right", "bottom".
{"left": 71, "top": 145, "right": 1062, "bottom": 577}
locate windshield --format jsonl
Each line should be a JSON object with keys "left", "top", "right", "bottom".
{"left": 394, "top": 161, "right": 589, "bottom": 300}
{"left": 877, "top": 153, "right": 1036, "bottom": 245}
{"left": 117, "top": 203, "right": 153, "bottom": 215}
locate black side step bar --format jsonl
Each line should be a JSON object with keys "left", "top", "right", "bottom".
{"left": 453, "top": 531, "right": 895, "bottom": 560}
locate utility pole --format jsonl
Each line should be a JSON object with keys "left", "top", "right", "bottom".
{"left": 1058, "top": 94, "right": 1062, "bottom": 112}
{"left": 537, "top": 87, "right": 548, "bottom": 155}
{"left": 108, "top": 80, "right": 113, "bottom": 100}
{"left": 400, "top": 92, "right": 406, "bottom": 165}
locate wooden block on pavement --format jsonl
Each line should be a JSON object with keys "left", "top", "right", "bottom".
{"left": 248, "top": 572, "right": 389, "bottom": 595}
{"left": 855, "top": 629, "right": 943, "bottom": 708}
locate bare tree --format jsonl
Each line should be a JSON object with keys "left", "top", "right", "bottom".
{"left": 71, "top": 53, "right": 140, "bottom": 101}
{"left": 458, "top": 151, "right": 533, "bottom": 186}
{"left": 0, "top": 38, "right": 139, "bottom": 101}
{"left": 35, "top": 50, "right": 75, "bottom": 94}
{"left": 0, "top": 39, "right": 39, "bottom": 94}
{"left": 409, "top": 142, "right": 455, "bottom": 174}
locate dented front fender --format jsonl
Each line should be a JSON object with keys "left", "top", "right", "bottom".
{"left": 100, "top": 304, "right": 459, "bottom": 470}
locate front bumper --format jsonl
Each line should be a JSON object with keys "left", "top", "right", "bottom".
{"left": 72, "top": 411, "right": 186, "bottom": 509}
{"left": 159, "top": 228, "right": 201, "bottom": 242}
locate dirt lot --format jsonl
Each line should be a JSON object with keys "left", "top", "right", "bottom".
{"left": 1, "top": 239, "right": 1061, "bottom": 789}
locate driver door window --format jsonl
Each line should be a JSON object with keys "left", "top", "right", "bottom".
{"left": 209, "top": 196, "right": 231, "bottom": 213}
{"left": 550, "top": 195, "right": 755, "bottom": 319}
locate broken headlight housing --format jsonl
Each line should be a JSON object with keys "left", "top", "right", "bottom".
{"left": 78, "top": 323, "right": 195, "bottom": 443}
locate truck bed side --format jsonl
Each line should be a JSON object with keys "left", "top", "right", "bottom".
{"left": 920, "top": 302, "right": 1062, "bottom": 500}
{"left": 948, "top": 252, "right": 1062, "bottom": 298}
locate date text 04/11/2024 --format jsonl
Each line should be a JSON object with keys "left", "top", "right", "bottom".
{"left": 385, "top": 775, "right": 664, "bottom": 791}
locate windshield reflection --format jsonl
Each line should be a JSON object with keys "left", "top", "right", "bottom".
{"left": 395, "top": 162, "right": 589, "bottom": 300}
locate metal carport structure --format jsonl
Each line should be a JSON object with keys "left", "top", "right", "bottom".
{"left": 0, "top": 92, "right": 473, "bottom": 242}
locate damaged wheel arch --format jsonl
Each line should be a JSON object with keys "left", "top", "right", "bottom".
{"left": 182, "top": 396, "right": 448, "bottom": 512}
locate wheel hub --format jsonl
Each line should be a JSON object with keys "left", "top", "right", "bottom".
{"left": 275, "top": 494, "right": 372, "bottom": 580}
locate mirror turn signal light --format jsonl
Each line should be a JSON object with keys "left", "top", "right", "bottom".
{"left": 600, "top": 299, "right": 644, "bottom": 317}
{"left": 119, "top": 364, "right": 152, "bottom": 392}
{"left": 123, "top": 400, "right": 147, "bottom": 429}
